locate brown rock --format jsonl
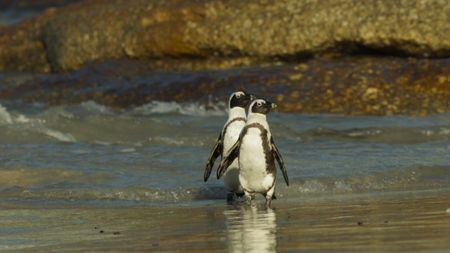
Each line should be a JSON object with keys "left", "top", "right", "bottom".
{"left": 0, "top": 0, "right": 449, "bottom": 72}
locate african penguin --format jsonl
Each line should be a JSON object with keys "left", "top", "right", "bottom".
{"left": 204, "top": 91, "right": 254, "bottom": 201}
{"left": 217, "top": 98, "right": 289, "bottom": 208}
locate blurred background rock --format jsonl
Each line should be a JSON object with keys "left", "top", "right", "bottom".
{"left": 0, "top": 0, "right": 449, "bottom": 115}
{"left": 0, "top": 0, "right": 76, "bottom": 24}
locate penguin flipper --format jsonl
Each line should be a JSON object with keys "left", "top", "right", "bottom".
{"left": 204, "top": 133, "right": 223, "bottom": 182}
{"left": 217, "top": 139, "right": 240, "bottom": 179}
{"left": 271, "top": 137, "right": 289, "bottom": 186}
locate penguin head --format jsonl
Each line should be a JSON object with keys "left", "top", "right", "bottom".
{"left": 249, "top": 98, "right": 277, "bottom": 115}
{"left": 229, "top": 91, "right": 255, "bottom": 109}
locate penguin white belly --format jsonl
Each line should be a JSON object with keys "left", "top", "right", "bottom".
{"left": 223, "top": 159, "right": 242, "bottom": 192}
{"left": 222, "top": 121, "right": 245, "bottom": 193}
{"left": 239, "top": 129, "right": 274, "bottom": 193}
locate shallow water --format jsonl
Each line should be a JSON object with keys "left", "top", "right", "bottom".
{"left": 0, "top": 100, "right": 450, "bottom": 251}
{"left": 1, "top": 191, "right": 450, "bottom": 252}
{"left": 1, "top": 101, "right": 449, "bottom": 204}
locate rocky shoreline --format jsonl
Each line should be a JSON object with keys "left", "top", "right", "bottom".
{"left": 0, "top": 56, "right": 448, "bottom": 116}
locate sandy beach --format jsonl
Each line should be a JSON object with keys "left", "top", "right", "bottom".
{"left": 1, "top": 189, "right": 449, "bottom": 252}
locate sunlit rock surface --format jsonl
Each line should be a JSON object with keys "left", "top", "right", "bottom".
{"left": 0, "top": 0, "right": 449, "bottom": 72}
{"left": 0, "top": 0, "right": 449, "bottom": 115}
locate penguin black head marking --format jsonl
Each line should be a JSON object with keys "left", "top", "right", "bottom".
{"left": 250, "top": 99, "right": 277, "bottom": 115}
{"left": 229, "top": 91, "right": 254, "bottom": 109}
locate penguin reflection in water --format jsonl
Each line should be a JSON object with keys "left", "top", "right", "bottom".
{"left": 204, "top": 91, "right": 254, "bottom": 201}
{"left": 218, "top": 99, "right": 289, "bottom": 208}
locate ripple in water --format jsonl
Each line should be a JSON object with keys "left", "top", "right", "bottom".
{"left": 0, "top": 101, "right": 449, "bottom": 207}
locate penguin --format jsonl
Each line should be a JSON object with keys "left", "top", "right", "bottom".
{"left": 204, "top": 91, "right": 254, "bottom": 201}
{"left": 217, "top": 98, "right": 289, "bottom": 208}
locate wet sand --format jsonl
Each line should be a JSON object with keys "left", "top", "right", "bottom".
{"left": 1, "top": 190, "right": 450, "bottom": 252}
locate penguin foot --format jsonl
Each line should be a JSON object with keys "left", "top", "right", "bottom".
{"left": 244, "top": 193, "right": 254, "bottom": 206}
{"left": 265, "top": 198, "right": 272, "bottom": 209}
{"left": 235, "top": 192, "right": 245, "bottom": 198}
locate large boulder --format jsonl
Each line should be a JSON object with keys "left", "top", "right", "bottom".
{"left": 0, "top": 0, "right": 449, "bottom": 72}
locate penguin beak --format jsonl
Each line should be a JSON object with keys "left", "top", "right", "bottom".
{"left": 264, "top": 101, "right": 277, "bottom": 112}
{"left": 270, "top": 102, "right": 277, "bottom": 110}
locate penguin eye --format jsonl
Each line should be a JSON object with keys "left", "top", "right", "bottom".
{"left": 236, "top": 94, "right": 242, "bottom": 98}
{"left": 256, "top": 101, "right": 262, "bottom": 106}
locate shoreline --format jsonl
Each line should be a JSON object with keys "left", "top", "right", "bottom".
{"left": 1, "top": 189, "right": 449, "bottom": 252}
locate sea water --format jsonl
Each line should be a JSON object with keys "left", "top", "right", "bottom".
{"left": 0, "top": 100, "right": 449, "bottom": 207}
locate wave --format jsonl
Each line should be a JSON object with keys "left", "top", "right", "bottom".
{"left": 80, "top": 101, "right": 113, "bottom": 114}
{"left": 297, "top": 126, "right": 450, "bottom": 144}
{"left": 39, "top": 128, "right": 76, "bottom": 142}
{"left": 0, "top": 186, "right": 226, "bottom": 203}
{"left": 0, "top": 104, "right": 13, "bottom": 124}
{"left": 1, "top": 101, "right": 449, "bottom": 145}
{"left": 0, "top": 166, "right": 447, "bottom": 204}
{"left": 132, "top": 101, "right": 226, "bottom": 116}
{"left": 0, "top": 103, "right": 77, "bottom": 143}
{"left": 0, "top": 101, "right": 227, "bottom": 145}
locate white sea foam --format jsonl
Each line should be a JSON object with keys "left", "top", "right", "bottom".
{"left": 40, "top": 128, "right": 76, "bottom": 142}
{"left": 421, "top": 127, "right": 450, "bottom": 137}
{"left": 439, "top": 128, "right": 450, "bottom": 135}
{"left": 80, "top": 101, "right": 112, "bottom": 114}
{"left": 148, "top": 136, "right": 185, "bottom": 146}
{"left": 0, "top": 103, "right": 76, "bottom": 143}
{"left": 0, "top": 104, "right": 12, "bottom": 124}
{"left": 0, "top": 104, "right": 39, "bottom": 125}
{"left": 133, "top": 101, "right": 226, "bottom": 116}
{"left": 421, "top": 129, "right": 434, "bottom": 136}
{"left": 120, "top": 148, "right": 136, "bottom": 153}
{"left": 94, "top": 141, "right": 113, "bottom": 146}
{"left": 15, "top": 114, "right": 31, "bottom": 123}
